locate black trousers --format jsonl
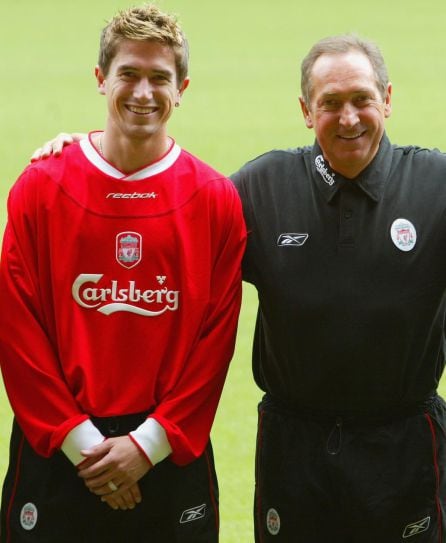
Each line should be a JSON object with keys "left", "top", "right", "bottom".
{"left": 1, "top": 414, "right": 219, "bottom": 543}
{"left": 254, "top": 394, "right": 446, "bottom": 543}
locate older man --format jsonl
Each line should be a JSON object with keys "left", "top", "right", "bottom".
{"left": 233, "top": 35, "right": 446, "bottom": 542}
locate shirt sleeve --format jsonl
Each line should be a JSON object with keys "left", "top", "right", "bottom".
{"left": 0, "top": 172, "right": 100, "bottom": 460}
{"left": 231, "top": 167, "right": 255, "bottom": 283}
{"left": 134, "top": 182, "right": 246, "bottom": 466}
{"left": 61, "top": 420, "right": 106, "bottom": 466}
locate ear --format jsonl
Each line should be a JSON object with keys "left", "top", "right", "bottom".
{"left": 384, "top": 82, "right": 392, "bottom": 118}
{"left": 299, "top": 97, "right": 314, "bottom": 128}
{"left": 175, "top": 77, "right": 190, "bottom": 106}
{"left": 95, "top": 66, "right": 106, "bottom": 96}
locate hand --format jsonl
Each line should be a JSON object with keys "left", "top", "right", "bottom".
{"left": 30, "top": 132, "right": 85, "bottom": 162}
{"left": 101, "top": 483, "right": 142, "bottom": 511}
{"left": 77, "top": 449, "right": 139, "bottom": 510}
{"left": 78, "top": 435, "right": 152, "bottom": 510}
{"left": 78, "top": 454, "right": 142, "bottom": 510}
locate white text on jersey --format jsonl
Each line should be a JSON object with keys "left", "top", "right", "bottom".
{"left": 106, "top": 192, "right": 157, "bottom": 199}
{"left": 72, "top": 274, "right": 179, "bottom": 316}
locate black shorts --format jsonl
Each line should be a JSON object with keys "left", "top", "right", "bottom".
{"left": 254, "top": 394, "right": 446, "bottom": 543}
{"left": 1, "top": 414, "right": 219, "bottom": 543}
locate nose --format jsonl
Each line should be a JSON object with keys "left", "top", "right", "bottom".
{"left": 339, "top": 102, "right": 360, "bottom": 128}
{"left": 133, "top": 78, "right": 153, "bottom": 100}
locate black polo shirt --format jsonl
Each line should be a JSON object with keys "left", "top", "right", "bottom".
{"left": 232, "top": 134, "right": 446, "bottom": 412}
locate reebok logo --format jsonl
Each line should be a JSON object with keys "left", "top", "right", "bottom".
{"left": 106, "top": 192, "right": 157, "bottom": 199}
{"left": 277, "top": 233, "right": 309, "bottom": 247}
{"left": 402, "top": 516, "right": 430, "bottom": 538}
{"left": 179, "top": 504, "right": 207, "bottom": 524}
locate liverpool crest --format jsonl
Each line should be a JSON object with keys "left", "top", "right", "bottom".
{"left": 390, "top": 218, "right": 416, "bottom": 252}
{"left": 20, "top": 503, "right": 38, "bottom": 531}
{"left": 116, "top": 232, "right": 142, "bottom": 268}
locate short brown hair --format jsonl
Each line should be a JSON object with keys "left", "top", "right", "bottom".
{"left": 98, "top": 4, "right": 189, "bottom": 85}
{"left": 300, "top": 34, "right": 389, "bottom": 105}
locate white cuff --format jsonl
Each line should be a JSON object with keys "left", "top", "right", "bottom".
{"left": 130, "top": 418, "right": 172, "bottom": 466}
{"left": 61, "top": 419, "right": 105, "bottom": 466}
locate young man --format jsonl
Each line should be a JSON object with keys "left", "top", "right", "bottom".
{"left": 0, "top": 5, "right": 245, "bottom": 543}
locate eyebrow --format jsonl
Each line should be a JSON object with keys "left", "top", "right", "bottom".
{"left": 322, "top": 88, "right": 373, "bottom": 97}
{"left": 116, "top": 64, "right": 137, "bottom": 71}
{"left": 116, "top": 64, "right": 173, "bottom": 77}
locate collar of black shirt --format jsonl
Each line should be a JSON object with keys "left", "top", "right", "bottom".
{"left": 310, "top": 133, "right": 392, "bottom": 204}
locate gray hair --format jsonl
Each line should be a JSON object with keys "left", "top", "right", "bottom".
{"left": 300, "top": 34, "right": 389, "bottom": 105}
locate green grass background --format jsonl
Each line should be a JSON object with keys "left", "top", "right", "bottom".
{"left": 2, "top": 1, "right": 446, "bottom": 541}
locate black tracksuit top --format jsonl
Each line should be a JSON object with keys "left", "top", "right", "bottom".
{"left": 232, "top": 134, "right": 446, "bottom": 412}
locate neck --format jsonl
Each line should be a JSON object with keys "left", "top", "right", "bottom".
{"left": 329, "top": 157, "right": 374, "bottom": 180}
{"left": 98, "top": 129, "right": 171, "bottom": 173}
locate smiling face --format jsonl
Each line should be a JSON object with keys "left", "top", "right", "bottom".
{"left": 300, "top": 50, "right": 392, "bottom": 179}
{"left": 96, "top": 39, "right": 189, "bottom": 145}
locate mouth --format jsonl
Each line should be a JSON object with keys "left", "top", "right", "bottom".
{"left": 125, "top": 105, "right": 157, "bottom": 115}
{"left": 337, "top": 130, "right": 366, "bottom": 141}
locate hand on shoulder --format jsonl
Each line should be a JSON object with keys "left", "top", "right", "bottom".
{"left": 30, "top": 132, "right": 86, "bottom": 162}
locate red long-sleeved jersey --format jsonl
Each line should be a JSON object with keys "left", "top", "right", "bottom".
{"left": 0, "top": 134, "right": 246, "bottom": 465}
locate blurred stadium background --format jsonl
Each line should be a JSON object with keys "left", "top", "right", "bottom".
{"left": 1, "top": 1, "right": 446, "bottom": 540}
